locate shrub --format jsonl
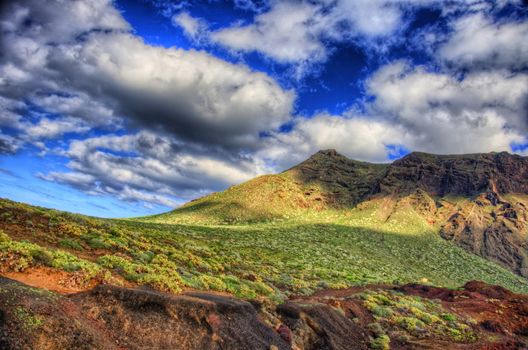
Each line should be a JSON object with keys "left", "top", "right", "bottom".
{"left": 134, "top": 251, "right": 155, "bottom": 264}
{"left": 199, "top": 275, "right": 226, "bottom": 291}
{"left": 59, "top": 239, "right": 83, "bottom": 251}
{"left": 14, "top": 306, "right": 43, "bottom": 331}
{"left": 394, "top": 316, "right": 425, "bottom": 332}
{"left": 370, "top": 334, "right": 390, "bottom": 350}
{"left": 367, "top": 322, "right": 385, "bottom": 336}
{"left": 30, "top": 249, "right": 54, "bottom": 266}
{"left": 440, "top": 313, "right": 457, "bottom": 322}
{"left": 372, "top": 305, "right": 394, "bottom": 318}
{"left": 87, "top": 238, "right": 112, "bottom": 250}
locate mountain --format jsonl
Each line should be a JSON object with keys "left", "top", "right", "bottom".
{"left": 2, "top": 151, "right": 528, "bottom": 349}
{"left": 152, "top": 150, "right": 528, "bottom": 278}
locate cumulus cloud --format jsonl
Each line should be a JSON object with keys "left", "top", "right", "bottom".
{"left": 260, "top": 114, "right": 407, "bottom": 167}
{"left": 260, "top": 60, "right": 528, "bottom": 167}
{"left": 0, "top": 0, "right": 295, "bottom": 151}
{"left": 32, "top": 93, "right": 120, "bottom": 127}
{"left": 0, "top": 135, "right": 20, "bottom": 155}
{"left": 42, "top": 131, "right": 268, "bottom": 207}
{"left": 59, "top": 33, "right": 294, "bottom": 148}
{"left": 25, "top": 117, "right": 91, "bottom": 140}
{"left": 172, "top": 11, "right": 208, "bottom": 42}
{"left": 202, "top": 0, "right": 524, "bottom": 70}
{"left": 367, "top": 61, "right": 528, "bottom": 154}
{"left": 440, "top": 12, "right": 528, "bottom": 69}
{"left": 211, "top": 2, "right": 329, "bottom": 64}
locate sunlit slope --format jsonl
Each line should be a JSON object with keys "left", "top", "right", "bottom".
{"left": 1, "top": 197, "right": 528, "bottom": 300}
{"left": 148, "top": 149, "right": 388, "bottom": 224}
{"left": 147, "top": 174, "right": 322, "bottom": 224}
{"left": 149, "top": 150, "right": 528, "bottom": 226}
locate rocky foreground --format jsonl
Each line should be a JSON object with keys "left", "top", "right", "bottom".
{"left": 1, "top": 277, "right": 528, "bottom": 350}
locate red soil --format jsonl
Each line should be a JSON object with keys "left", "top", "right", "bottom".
{"left": 1, "top": 266, "right": 94, "bottom": 294}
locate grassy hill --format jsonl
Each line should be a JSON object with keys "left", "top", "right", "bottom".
{"left": 148, "top": 149, "right": 389, "bottom": 225}
{"left": 1, "top": 150, "right": 527, "bottom": 302}
{"left": 147, "top": 150, "right": 528, "bottom": 280}
{"left": 1, "top": 196, "right": 528, "bottom": 303}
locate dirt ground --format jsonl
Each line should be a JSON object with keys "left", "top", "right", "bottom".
{"left": 1, "top": 274, "right": 527, "bottom": 350}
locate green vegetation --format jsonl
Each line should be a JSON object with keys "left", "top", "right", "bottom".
{"left": 362, "top": 289, "right": 477, "bottom": 343}
{"left": 0, "top": 229, "right": 103, "bottom": 283}
{"left": 14, "top": 306, "right": 43, "bottom": 331}
{"left": 1, "top": 197, "right": 528, "bottom": 302}
{"left": 370, "top": 334, "right": 390, "bottom": 350}
{"left": 146, "top": 173, "right": 321, "bottom": 225}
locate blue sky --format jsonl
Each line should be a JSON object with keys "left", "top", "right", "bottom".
{"left": 0, "top": 0, "right": 527, "bottom": 217}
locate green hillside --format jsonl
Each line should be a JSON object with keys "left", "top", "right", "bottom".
{"left": 1, "top": 196, "right": 527, "bottom": 303}
{"left": 2, "top": 150, "right": 528, "bottom": 302}
{"left": 147, "top": 149, "right": 389, "bottom": 225}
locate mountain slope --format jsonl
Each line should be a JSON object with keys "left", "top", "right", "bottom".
{"left": 1, "top": 198, "right": 528, "bottom": 349}
{"left": 148, "top": 149, "right": 389, "bottom": 224}
{"left": 150, "top": 150, "right": 528, "bottom": 279}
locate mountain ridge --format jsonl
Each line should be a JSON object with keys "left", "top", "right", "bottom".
{"left": 150, "top": 149, "right": 528, "bottom": 279}
{"left": 155, "top": 149, "right": 528, "bottom": 222}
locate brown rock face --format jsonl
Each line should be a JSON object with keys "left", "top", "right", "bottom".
{"left": 288, "top": 150, "right": 528, "bottom": 205}
{"left": 0, "top": 277, "right": 369, "bottom": 350}
{"left": 378, "top": 152, "right": 528, "bottom": 196}
{"left": 439, "top": 191, "right": 528, "bottom": 277}
{"left": 3, "top": 277, "right": 528, "bottom": 350}
{"left": 285, "top": 149, "right": 388, "bottom": 206}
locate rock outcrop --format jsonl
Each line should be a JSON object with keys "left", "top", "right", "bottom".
{"left": 2, "top": 277, "right": 528, "bottom": 350}
{"left": 378, "top": 152, "right": 528, "bottom": 196}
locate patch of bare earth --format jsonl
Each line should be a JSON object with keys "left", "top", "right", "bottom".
{"left": 1, "top": 266, "right": 95, "bottom": 294}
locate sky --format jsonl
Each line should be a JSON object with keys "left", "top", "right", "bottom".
{"left": 0, "top": 0, "right": 527, "bottom": 217}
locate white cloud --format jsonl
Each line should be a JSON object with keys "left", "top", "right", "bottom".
{"left": 0, "top": 96, "right": 24, "bottom": 126}
{"left": 211, "top": 2, "right": 328, "bottom": 64}
{"left": 63, "top": 32, "right": 295, "bottom": 147}
{"left": 43, "top": 131, "right": 266, "bottom": 207}
{"left": 366, "top": 61, "right": 528, "bottom": 154}
{"left": 0, "top": 0, "right": 295, "bottom": 150}
{"left": 32, "top": 93, "right": 120, "bottom": 127}
{"left": 330, "top": 0, "right": 403, "bottom": 37}
{"left": 439, "top": 12, "right": 528, "bottom": 69}
{"left": 25, "top": 117, "right": 91, "bottom": 139}
{"left": 259, "top": 59, "right": 528, "bottom": 168}
{"left": 261, "top": 114, "right": 407, "bottom": 167}
{"left": 172, "top": 11, "right": 207, "bottom": 41}
{"left": 206, "top": 0, "right": 431, "bottom": 66}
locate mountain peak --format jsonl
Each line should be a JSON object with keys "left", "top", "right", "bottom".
{"left": 315, "top": 149, "right": 340, "bottom": 157}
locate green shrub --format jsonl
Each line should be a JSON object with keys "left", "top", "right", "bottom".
{"left": 394, "top": 316, "right": 425, "bottom": 332}
{"left": 440, "top": 313, "right": 457, "bottom": 322}
{"left": 134, "top": 251, "right": 155, "bottom": 264}
{"left": 87, "top": 238, "right": 112, "bottom": 250}
{"left": 199, "top": 275, "right": 227, "bottom": 291}
{"left": 14, "top": 306, "right": 43, "bottom": 331}
{"left": 370, "top": 334, "right": 390, "bottom": 350}
{"left": 30, "top": 249, "right": 54, "bottom": 266}
{"left": 372, "top": 305, "right": 393, "bottom": 318}
{"left": 367, "top": 322, "right": 385, "bottom": 336}
{"left": 59, "top": 239, "right": 83, "bottom": 251}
